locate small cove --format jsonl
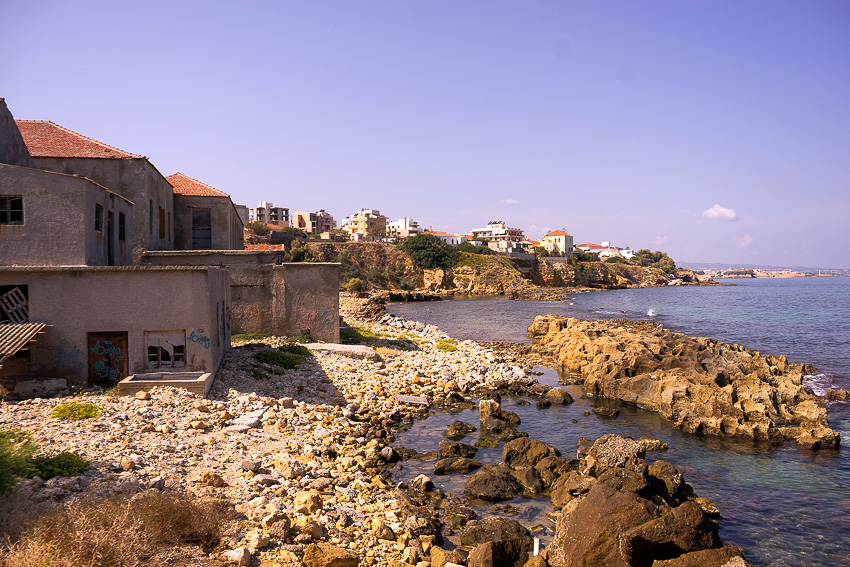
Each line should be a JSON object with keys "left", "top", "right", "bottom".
{"left": 387, "top": 278, "right": 850, "bottom": 566}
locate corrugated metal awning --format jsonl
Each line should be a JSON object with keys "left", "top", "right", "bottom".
{"left": 0, "top": 322, "right": 48, "bottom": 364}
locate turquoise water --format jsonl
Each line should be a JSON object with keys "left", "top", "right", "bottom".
{"left": 388, "top": 278, "right": 850, "bottom": 566}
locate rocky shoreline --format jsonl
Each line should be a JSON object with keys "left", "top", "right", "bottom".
{"left": 1, "top": 296, "right": 755, "bottom": 566}
{"left": 527, "top": 315, "right": 840, "bottom": 448}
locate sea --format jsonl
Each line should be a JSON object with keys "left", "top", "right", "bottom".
{"left": 386, "top": 277, "right": 850, "bottom": 567}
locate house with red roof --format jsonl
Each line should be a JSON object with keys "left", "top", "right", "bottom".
{"left": 15, "top": 119, "right": 176, "bottom": 262}
{"left": 167, "top": 172, "right": 243, "bottom": 250}
{"left": 540, "top": 229, "right": 574, "bottom": 256}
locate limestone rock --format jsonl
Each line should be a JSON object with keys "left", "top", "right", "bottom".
{"left": 503, "top": 437, "right": 560, "bottom": 469}
{"left": 302, "top": 543, "right": 359, "bottom": 567}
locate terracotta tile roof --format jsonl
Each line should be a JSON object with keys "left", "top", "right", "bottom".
{"left": 424, "top": 230, "right": 459, "bottom": 238}
{"left": 15, "top": 120, "right": 142, "bottom": 159}
{"left": 166, "top": 172, "right": 229, "bottom": 197}
{"left": 545, "top": 230, "right": 572, "bottom": 237}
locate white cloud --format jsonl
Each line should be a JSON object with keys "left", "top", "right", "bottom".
{"left": 527, "top": 225, "right": 550, "bottom": 238}
{"left": 734, "top": 233, "right": 753, "bottom": 248}
{"left": 652, "top": 235, "right": 668, "bottom": 246}
{"left": 498, "top": 198, "right": 518, "bottom": 206}
{"left": 702, "top": 204, "right": 739, "bottom": 222}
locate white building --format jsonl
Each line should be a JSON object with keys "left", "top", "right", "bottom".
{"left": 386, "top": 217, "right": 422, "bottom": 239}
{"left": 464, "top": 221, "right": 524, "bottom": 242}
{"left": 249, "top": 202, "right": 289, "bottom": 226}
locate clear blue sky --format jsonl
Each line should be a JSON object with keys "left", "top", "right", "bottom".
{"left": 3, "top": 1, "right": 849, "bottom": 268}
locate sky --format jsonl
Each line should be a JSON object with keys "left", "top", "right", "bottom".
{"left": 3, "top": 1, "right": 849, "bottom": 268}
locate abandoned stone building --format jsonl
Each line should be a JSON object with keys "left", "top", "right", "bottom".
{"left": 0, "top": 98, "right": 338, "bottom": 396}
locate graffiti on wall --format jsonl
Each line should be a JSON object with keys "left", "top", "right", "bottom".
{"left": 49, "top": 340, "right": 83, "bottom": 370}
{"left": 89, "top": 340, "right": 124, "bottom": 383}
{"left": 188, "top": 328, "right": 210, "bottom": 349}
{"left": 292, "top": 306, "right": 335, "bottom": 331}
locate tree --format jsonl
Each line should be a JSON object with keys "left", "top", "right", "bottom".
{"left": 244, "top": 221, "right": 271, "bottom": 237}
{"left": 400, "top": 234, "right": 458, "bottom": 270}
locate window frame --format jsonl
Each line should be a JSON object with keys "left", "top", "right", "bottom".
{"left": 0, "top": 195, "right": 24, "bottom": 225}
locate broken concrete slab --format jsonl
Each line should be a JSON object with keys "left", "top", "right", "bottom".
{"left": 305, "top": 343, "right": 380, "bottom": 361}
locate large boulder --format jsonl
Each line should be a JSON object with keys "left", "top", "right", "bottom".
{"left": 465, "top": 464, "right": 521, "bottom": 502}
{"left": 439, "top": 439, "right": 478, "bottom": 459}
{"left": 434, "top": 457, "right": 483, "bottom": 475}
{"left": 620, "top": 501, "right": 721, "bottom": 566}
{"left": 582, "top": 434, "right": 647, "bottom": 477}
{"left": 460, "top": 516, "right": 533, "bottom": 549}
{"left": 468, "top": 539, "right": 529, "bottom": 567}
{"left": 534, "top": 455, "right": 578, "bottom": 488}
{"left": 302, "top": 543, "right": 359, "bottom": 567}
{"left": 544, "top": 483, "right": 658, "bottom": 567}
{"left": 647, "top": 460, "right": 695, "bottom": 506}
{"left": 503, "top": 437, "right": 561, "bottom": 469}
{"left": 650, "top": 547, "right": 746, "bottom": 567}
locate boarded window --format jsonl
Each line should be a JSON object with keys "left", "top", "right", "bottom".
{"left": 0, "top": 196, "right": 23, "bottom": 225}
{"left": 94, "top": 204, "right": 104, "bottom": 232}
{"left": 0, "top": 286, "right": 28, "bottom": 323}
{"left": 192, "top": 208, "right": 212, "bottom": 250}
{"left": 145, "top": 331, "right": 186, "bottom": 369}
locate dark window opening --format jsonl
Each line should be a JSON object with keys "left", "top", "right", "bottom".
{"left": 118, "top": 212, "right": 126, "bottom": 241}
{"left": 0, "top": 196, "right": 23, "bottom": 225}
{"left": 0, "top": 285, "right": 28, "bottom": 323}
{"left": 95, "top": 204, "right": 103, "bottom": 232}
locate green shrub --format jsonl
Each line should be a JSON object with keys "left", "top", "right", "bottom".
{"left": 254, "top": 350, "right": 301, "bottom": 370}
{"left": 366, "top": 267, "right": 387, "bottom": 288}
{"left": 400, "top": 234, "right": 458, "bottom": 270}
{"left": 1, "top": 431, "right": 89, "bottom": 493}
{"left": 231, "top": 333, "right": 269, "bottom": 343}
{"left": 27, "top": 452, "right": 89, "bottom": 480}
{"left": 286, "top": 334, "right": 313, "bottom": 344}
{"left": 279, "top": 344, "right": 313, "bottom": 357}
{"left": 50, "top": 402, "right": 101, "bottom": 421}
{"left": 436, "top": 339, "right": 458, "bottom": 352}
{"left": 251, "top": 369, "right": 270, "bottom": 380}
{"left": 346, "top": 278, "right": 365, "bottom": 293}
{"left": 0, "top": 430, "right": 37, "bottom": 494}
{"left": 458, "top": 241, "right": 493, "bottom": 255}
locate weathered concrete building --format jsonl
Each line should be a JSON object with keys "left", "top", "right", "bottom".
{"left": 0, "top": 164, "right": 134, "bottom": 267}
{"left": 142, "top": 251, "right": 339, "bottom": 343}
{"left": 0, "top": 266, "right": 230, "bottom": 393}
{"left": 1, "top": 99, "right": 340, "bottom": 395}
{"left": 167, "top": 172, "right": 244, "bottom": 251}
{"left": 15, "top": 120, "right": 175, "bottom": 261}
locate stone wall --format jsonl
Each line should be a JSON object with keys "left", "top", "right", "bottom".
{"left": 142, "top": 252, "right": 340, "bottom": 343}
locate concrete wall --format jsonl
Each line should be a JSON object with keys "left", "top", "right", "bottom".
{"left": 0, "top": 165, "right": 134, "bottom": 266}
{"left": 0, "top": 267, "right": 229, "bottom": 388}
{"left": 31, "top": 157, "right": 174, "bottom": 260}
{"left": 141, "top": 252, "right": 340, "bottom": 342}
{"left": 0, "top": 99, "right": 34, "bottom": 168}
{"left": 173, "top": 194, "right": 244, "bottom": 250}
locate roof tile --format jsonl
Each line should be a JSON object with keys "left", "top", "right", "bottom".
{"left": 15, "top": 120, "right": 142, "bottom": 159}
{"left": 167, "top": 172, "right": 229, "bottom": 197}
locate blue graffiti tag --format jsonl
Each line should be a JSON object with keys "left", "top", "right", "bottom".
{"left": 188, "top": 328, "right": 211, "bottom": 349}
{"left": 89, "top": 340, "right": 125, "bottom": 383}
{"left": 49, "top": 340, "right": 83, "bottom": 369}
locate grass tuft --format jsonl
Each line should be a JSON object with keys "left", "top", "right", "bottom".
{"left": 50, "top": 402, "right": 101, "bottom": 420}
